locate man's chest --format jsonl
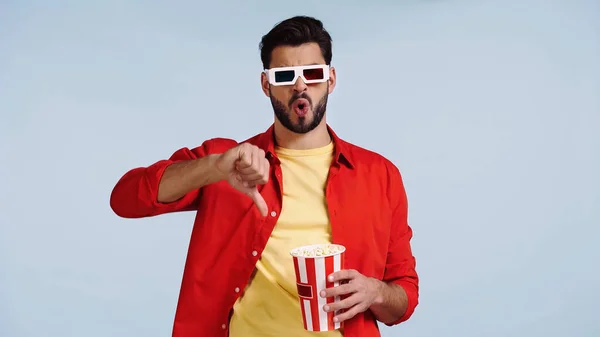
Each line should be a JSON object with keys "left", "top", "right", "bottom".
{"left": 271, "top": 168, "right": 393, "bottom": 276}
{"left": 199, "top": 166, "right": 393, "bottom": 270}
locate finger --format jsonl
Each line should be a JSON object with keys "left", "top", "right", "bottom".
{"left": 251, "top": 159, "right": 270, "bottom": 184}
{"left": 239, "top": 156, "right": 269, "bottom": 183}
{"left": 230, "top": 172, "right": 243, "bottom": 184}
{"left": 237, "top": 149, "right": 263, "bottom": 175}
{"left": 262, "top": 157, "right": 270, "bottom": 181}
{"left": 252, "top": 147, "right": 261, "bottom": 167}
{"left": 236, "top": 161, "right": 255, "bottom": 175}
{"left": 254, "top": 149, "right": 268, "bottom": 180}
{"left": 244, "top": 176, "right": 268, "bottom": 188}
{"left": 248, "top": 188, "right": 268, "bottom": 217}
{"left": 333, "top": 303, "right": 366, "bottom": 323}
{"left": 236, "top": 146, "right": 253, "bottom": 169}
{"left": 320, "top": 283, "right": 355, "bottom": 299}
{"left": 239, "top": 171, "right": 265, "bottom": 182}
{"left": 328, "top": 269, "right": 359, "bottom": 283}
{"left": 323, "top": 293, "right": 361, "bottom": 313}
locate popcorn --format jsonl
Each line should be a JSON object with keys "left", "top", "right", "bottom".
{"left": 290, "top": 244, "right": 345, "bottom": 257}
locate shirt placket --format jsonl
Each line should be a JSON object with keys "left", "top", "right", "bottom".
{"left": 243, "top": 158, "right": 283, "bottom": 291}
{"left": 253, "top": 156, "right": 283, "bottom": 249}
{"left": 325, "top": 163, "right": 344, "bottom": 247}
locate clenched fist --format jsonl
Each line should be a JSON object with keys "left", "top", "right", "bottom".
{"left": 214, "top": 143, "right": 270, "bottom": 216}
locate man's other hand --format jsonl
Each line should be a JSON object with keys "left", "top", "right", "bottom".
{"left": 319, "top": 269, "right": 384, "bottom": 323}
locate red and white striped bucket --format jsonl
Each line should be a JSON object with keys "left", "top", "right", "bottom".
{"left": 290, "top": 244, "right": 346, "bottom": 332}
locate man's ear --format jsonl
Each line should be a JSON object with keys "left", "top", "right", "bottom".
{"left": 261, "top": 72, "right": 270, "bottom": 97}
{"left": 328, "top": 66, "right": 337, "bottom": 94}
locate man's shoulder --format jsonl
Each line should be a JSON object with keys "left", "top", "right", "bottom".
{"left": 342, "top": 140, "right": 401, "bottom": 175}
{"left": 340, "top": 140, "right": 406, "bottom": 203}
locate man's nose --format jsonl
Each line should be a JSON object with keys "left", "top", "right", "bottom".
{"left": 292, "top": 77, "right": 308, "bottom": 92}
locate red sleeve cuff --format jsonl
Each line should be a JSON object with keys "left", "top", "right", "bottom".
{"left": 386, "top": 278, "right": 419, "bottom": 326}
{"left": 110, "top": 147, "right": 203, "bottom": 218}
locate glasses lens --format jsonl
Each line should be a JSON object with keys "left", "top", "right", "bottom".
{"left": 274, "top": 70, "right": 295, "bottom": 83}
{"left": 303, "top": 68, "right": 324, "bottom": 80}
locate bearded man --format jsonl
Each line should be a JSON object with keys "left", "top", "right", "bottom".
{"left": 110, "top": 15, "right": 419, "bottom": 337}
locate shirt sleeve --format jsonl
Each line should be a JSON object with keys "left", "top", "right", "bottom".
{"left": 381, "top": 162, "right": 419, "bottom": 325}
{"left": 110, "top": 140, "right": 218, "bottom": 218}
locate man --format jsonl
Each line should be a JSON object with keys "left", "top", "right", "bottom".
{"left": 110, "top": 16, "right": 418, "bottom": 337}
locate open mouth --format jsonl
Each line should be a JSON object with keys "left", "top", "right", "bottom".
{"left": 292, "top": 98, "right": 310, "bottom": 117}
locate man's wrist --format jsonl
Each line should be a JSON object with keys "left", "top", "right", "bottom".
{"left": 370, "top": 277, "right": 387, "bottom": 306}
{"left": 368, "top": 278, "right": 408, "bottom": 325}
{"left": 206, "top": 154, "right": 227, "bottom": 183}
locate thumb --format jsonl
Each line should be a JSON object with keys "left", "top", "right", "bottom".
{"left": 247, "top": 187, "right": 268, "bottom": 217}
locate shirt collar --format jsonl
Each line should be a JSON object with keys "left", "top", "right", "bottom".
{"left": 256, "top": 124, "right": 355, "bottom": 169}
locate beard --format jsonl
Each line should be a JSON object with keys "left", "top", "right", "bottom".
{"left": 269, "top": 87, "right": 328, "bottom": 134}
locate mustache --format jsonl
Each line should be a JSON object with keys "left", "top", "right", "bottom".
{"left": 288, "top": 92, "right": 313, "bottom": 107}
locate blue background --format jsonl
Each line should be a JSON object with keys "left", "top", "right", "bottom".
{"left": 1, "top": 0, "right": 598, "bottom": 336}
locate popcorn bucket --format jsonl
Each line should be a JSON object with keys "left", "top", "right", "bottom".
{"left": 290, "top": 243, "right": 346, "bottom": 332}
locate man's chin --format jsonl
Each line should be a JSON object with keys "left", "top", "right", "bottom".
{"left": 291, "top": 118, "right": 314, "bottom": 131}
{"left": 273, "top": 106, "right": 322, "bottom": 134}
{"left": 280, "top": 119, "right": 312, "bottom": 134}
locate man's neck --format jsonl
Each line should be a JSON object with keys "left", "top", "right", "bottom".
{"left": 274, "top": 121, "right": 332, "bottom": 150}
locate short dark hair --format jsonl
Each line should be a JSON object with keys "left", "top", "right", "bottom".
{"left": 259, "top": 16, "right": 333, "bottom": 69}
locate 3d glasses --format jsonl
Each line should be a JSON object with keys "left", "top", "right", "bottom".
{"left": 264, "top": 64, "right": 330, "bottom": 86}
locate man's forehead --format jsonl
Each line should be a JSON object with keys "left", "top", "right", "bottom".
{"left": 270, "top": 43, "right": 325, "bottom": 67}
{"left": 270, "top": 62, "right": 323, "bottom": 68}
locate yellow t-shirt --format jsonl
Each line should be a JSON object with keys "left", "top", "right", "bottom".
{"left": 229, "top": 141, "right": 343, "bottom": 337}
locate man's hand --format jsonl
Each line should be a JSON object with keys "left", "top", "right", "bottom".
{"left": 214, "top": 143, "right": 270, "bottom": 216}
{"left": 319, "top": 269, "right": 384, "bottom": 323}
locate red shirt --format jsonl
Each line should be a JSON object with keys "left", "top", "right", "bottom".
{"left": 110, "top": 124, "right": 419, "bottom": 337}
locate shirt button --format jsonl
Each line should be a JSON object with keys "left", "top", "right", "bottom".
{"left": 235, "top": 287, "right": 240, "bottom": 293}
{"left": 270, "top": 211, "right": 277, "bottom": 217}
{"left": 252, "top": 250, "right": 258, "bottom": 257}
{"left": 221, "top": 324, "right": 226, "bottom": 329}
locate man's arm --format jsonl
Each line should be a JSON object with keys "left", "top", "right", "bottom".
{"left": 369, "top": 280, "right": 409, "bottom": 325}
{"left": 376, "top": 162, "right": 419, "bottom": 325}
{"left": 110, "top": 139, "right": 271, "bottom": 218}
{"left": 157, "top": 154, "right": 223, "bottom": 203}
{"left": 110, "top": 145, "right": 217, "bottom": 219}
{"left": 320, "top": 162, "right": 419, "bottom": 325}
{"left": 323, "top": 269, "right": 410, "bottom": 325}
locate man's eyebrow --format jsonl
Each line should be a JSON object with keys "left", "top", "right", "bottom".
{"left": 274, "top": 62, "right": 323, "bottom": 68}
